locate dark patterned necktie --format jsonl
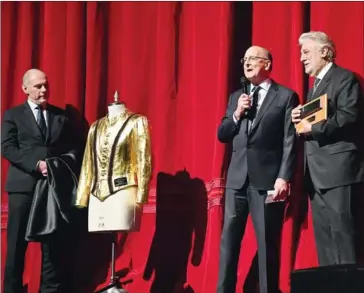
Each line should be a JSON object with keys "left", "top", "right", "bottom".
{"left": 312, "top": 78, "right": 321, "bottom": 95}
{"left": 36, "top": 106, "right": 47, "bottom": 137}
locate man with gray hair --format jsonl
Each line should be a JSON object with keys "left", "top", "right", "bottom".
{"left": 292, "top": 31, "right": 364, "bottom": 266}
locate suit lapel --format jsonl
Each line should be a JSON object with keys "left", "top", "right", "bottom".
{"left": 311, "top": 64, "right": 336, "bottom": 100}
{"left": 312, "top": 78, "right": 329, "bottom": 100}
{"left": 23, "top": 102, "right": 43, "bottom": 137}
{"left": 249, "top": 82, "right": 278, "bottom": 134}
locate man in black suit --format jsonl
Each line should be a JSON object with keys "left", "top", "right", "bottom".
{"left": 1, "top": 69, "right": 80, "bottom": 293}
{"left": 292, "top": 31, "right": 364, "bottom": 266}
{"left": 217, "top": 46, "right": 299, "bottom": 293}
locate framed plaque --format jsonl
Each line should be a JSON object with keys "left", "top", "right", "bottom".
{"left": 295, "top": 94, "right": 328, "bottom": 133}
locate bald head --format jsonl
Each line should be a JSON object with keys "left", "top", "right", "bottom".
{"left": 22, "top": 69, "right": 48, "bottom": 105}
{"left": 243, "top": 46, "right": 273, "bottom": 85}
{"left": 22, "top": 69, "right": 46, "bottom": 86}
{"left": 247, "top": 46, "right": 271, "bottom": 59}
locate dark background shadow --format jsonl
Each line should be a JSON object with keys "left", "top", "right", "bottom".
{"left": 352, "top": 72, "right": 364, "bottom": 265}
{"left": 143, "top": 170, "right": 208, "bottom": 293}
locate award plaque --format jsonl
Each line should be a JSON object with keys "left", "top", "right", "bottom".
{"left": 296, "top": 94, "right": 328, "bottom": 133}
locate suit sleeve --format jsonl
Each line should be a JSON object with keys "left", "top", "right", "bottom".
{"left": 133, "top": 116, "right": 152, "bottom": 204}
{"left": 217, "top": 92, "right": 240, "bottom": 143}
{"left": 311, "top": 73, "right": 362, "bottom": 142}
{"left": 278, "top": 91, "right": 299, "bottom": 181}
{"left": 1, "top": 110, "right": 46, "bottom": 174}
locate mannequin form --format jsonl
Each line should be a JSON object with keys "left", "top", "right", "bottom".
{"left": 76, "top": 91, "right": 152, "bottom": 292}
{"left": 76, "top": 91, "right": 152, "bottom": 232}
{"left": 108, "top": 92, "right": 126, "bottom": 118}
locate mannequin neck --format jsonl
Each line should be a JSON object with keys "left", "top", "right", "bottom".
{"left": 108, "top": 103, "right": 126, "bottom": 119}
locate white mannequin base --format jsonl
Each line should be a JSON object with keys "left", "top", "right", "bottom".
{"left": 88, "top": 187, "right": 141, "bottom": 232}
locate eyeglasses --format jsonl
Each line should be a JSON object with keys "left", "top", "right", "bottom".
{"left": 240, "top": 56, "right": 269, "bottom": 64}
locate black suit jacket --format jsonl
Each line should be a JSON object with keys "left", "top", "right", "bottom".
{"left": 305, "top": 64, "right": 364, "bottom": 189}
{"left": 218, "top": 80, "right": 299, "bottom": 190}
{"left": 1, "top": 101, "right": 80, "bottom": 193}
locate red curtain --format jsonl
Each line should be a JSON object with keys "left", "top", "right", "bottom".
{"left": 1, "top": 2, "right": 364, "bottom": 293}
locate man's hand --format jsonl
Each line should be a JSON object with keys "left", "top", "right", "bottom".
{"left": 296, "top": 118, "right": 312, "bottom": 135}
{"left": 234, "top": 94, "right": 251, "bottom": 120}
{"left": 291, "top": 105, "right": 302, "bottom": 124}
{"left": 272, "top": 178, "right": 290, "bottom": 201}
{"left": 37, "top": 160, "right": 47, "bottom": 176}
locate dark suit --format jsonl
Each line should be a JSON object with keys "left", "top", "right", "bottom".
{"left": 304, "top": 64, "right": 364, "bottom": 265}
{"left": 217, "top": 81, "right": 299, "bottom": 293}
{"left": 1, "top": 101, "right": 80, "bottom": 293}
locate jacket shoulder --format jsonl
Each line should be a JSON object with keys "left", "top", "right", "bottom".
{"left": 273, "top": 82, "right": 296, "bottom": 96}
{"left": 272, "top": 82, "right": 298, "bottom": 105}
{"left": 47, "top": 104, "right": 67, "bottom": 116}
{"left": 4, "top": 103, "right": 26, "bottom": 116}
{"left": 331, "top": 65, "right": 357, "bottom": 81}
{"left": 130, "top": 113, "right": 150, "bottom": 127}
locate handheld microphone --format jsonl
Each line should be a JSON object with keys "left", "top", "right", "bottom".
{"left": 240, "top": 76, "right": 249, "bottom": 94}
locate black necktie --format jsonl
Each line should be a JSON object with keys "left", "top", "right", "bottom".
{"left": 250, "top": 86, "right": 261, "bottom": 118}
{"left": 36, "top": 106, "right": 47, "bottom": 137}
{"left": 248, "top": 86, "right": 261, "bottom": 132}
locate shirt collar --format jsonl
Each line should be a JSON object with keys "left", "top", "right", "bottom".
{"left": 250, "top": 78, "right": 272, "bottom": 92}
{"left": 317, "top": 62, "right": 333, "bottom": 80}
{"left": 27, "top": 99, "right": 46, "bottom": 111}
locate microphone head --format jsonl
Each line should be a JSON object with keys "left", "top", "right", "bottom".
{"left": 240, "top": 76, "right": 250, "bottom": 94}
{"left": 240, "top": 76, "right": 249, "bottom": 86}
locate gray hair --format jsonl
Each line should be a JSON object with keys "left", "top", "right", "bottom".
{"left": 299, "top": 31, "right": 336, "bottom": 61}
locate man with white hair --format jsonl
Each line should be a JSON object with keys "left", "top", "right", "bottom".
{"left": 1, "top": 69, "right": 81, "bottom": 292}
{"left": 292, "top": 31, "right": 364, "bottom": 266}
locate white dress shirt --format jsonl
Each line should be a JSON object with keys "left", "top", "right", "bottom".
{"left": 233, "top": 78, "right": 272, "bottom": 124}
{"left": 315, "top": 62, "right": 333, "bottom": 86}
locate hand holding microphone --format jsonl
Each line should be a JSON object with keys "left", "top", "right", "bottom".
{"left": 234, "top": 76, "right": 252, "bottom": 120}
{"left": 234, "top": 94, "right": 252, "bottom": 120}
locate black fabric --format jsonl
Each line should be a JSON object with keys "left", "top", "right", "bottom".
{"left": 25, "top": 154, "right": 78, "bottom": 242}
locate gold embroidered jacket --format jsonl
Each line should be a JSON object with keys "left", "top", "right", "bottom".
{"left": 75, "top": 110, "right": 152, "bottom": 207}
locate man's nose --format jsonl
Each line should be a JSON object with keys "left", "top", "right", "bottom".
{"left": 41, "top": 85, "right": 47, "bottom": 92}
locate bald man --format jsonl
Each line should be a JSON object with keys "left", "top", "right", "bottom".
{"left": 1, "top": 69, "right": 80, "bottom": 293}
{"left": 217, "top": 46, "right": 299, "bottom": 293}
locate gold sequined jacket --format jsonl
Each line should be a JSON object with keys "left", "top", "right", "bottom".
{"left": 75, "top": 110, "right": 152, "bottom": 207}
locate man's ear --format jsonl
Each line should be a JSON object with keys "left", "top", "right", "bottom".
{"left": 22, "top": 85, "right": 28, "bottom": 95}
{"left": 265, "top": 60, "right": 272, "bottom": 71}
{"left": 321, "top": 47, "right": 329, "bottom": 58}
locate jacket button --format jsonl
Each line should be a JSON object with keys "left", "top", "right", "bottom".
{"left": 246, "top": 145, "right": 251, "bottom": 149}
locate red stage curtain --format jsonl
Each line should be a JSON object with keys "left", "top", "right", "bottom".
{"left": 1, "top": 2, "right": 364, "bottom": 293}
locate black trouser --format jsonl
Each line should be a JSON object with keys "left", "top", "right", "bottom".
{"left": 217, "top": 181, "right": 285, "bottom": 293}
{"left": 3, "top": 192, "right": 68, "bottom": 293}
{"left": 310, "top": 184, "right": 361, "bottom": 266}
